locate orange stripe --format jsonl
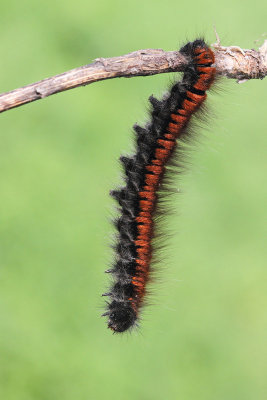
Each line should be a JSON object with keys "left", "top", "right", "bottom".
{"left": 129, "top": 45, "right": 215, "bottom": 315}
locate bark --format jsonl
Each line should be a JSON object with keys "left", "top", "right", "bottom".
{"left": 0, "top": 41, "right": 266, "bottom": 114}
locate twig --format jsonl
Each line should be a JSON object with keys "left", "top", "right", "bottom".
{"left": 0, "top": 41, "right": 266, "bottom": 114}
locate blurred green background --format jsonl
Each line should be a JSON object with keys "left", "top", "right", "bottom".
{"left": 0, "top": 1, "right": 266, "bottom": 399}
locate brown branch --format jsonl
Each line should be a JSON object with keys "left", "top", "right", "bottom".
{"left": 0, "top": 41, "right": 266, "bottom": 114}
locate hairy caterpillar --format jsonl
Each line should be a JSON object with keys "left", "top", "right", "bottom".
{"left": 102, "top": 39, "right": 216, "bottom": 333}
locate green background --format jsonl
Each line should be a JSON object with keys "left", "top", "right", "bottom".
{"left": 0, "top": 1, "right": 266, "bottom": 399}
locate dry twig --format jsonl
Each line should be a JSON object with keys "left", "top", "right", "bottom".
{"left": 0, "top": 40, "right": 266, "bottom": 114}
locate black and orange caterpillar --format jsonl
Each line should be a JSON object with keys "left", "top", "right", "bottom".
{"left": 102, "top": 39, "right": 216, "bottom": 333}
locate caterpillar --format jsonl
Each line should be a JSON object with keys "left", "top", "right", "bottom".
{"left": 102, "top": 39, "right": 216, "bottom": 333}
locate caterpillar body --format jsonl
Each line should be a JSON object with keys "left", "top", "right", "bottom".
{"left": 102, "top": 39, "right": 216, "bottom": 333}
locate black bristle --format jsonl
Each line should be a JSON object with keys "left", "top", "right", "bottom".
{"left": 101, "top": 312, "right": 109, "bottom": 317}
{"left": 133, "top": 124, "right": 147, "bottom": 137}
{"left": 120, "top": 155, "right": 136, "bottom": 172}
{"left": 149, "top": 95, "right": 162, "bottom": 112}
